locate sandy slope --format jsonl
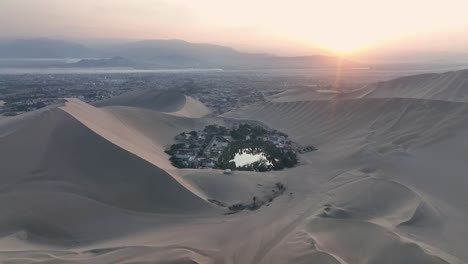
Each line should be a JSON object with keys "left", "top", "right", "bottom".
{"left": 224, "top": 85, "right": 468, "bottom": 263}
{"left": 95, "top": 89, "right": 211, "bottom": 118}
{"left": 270, "top": 69, "right": 468, "bottom": 103}
{"left": 0, "top": 92, "right": 283, "bottom": 263}
{"left": 0, "top": 106, "right": 215, "bottom": 247}
{"left": 1, "top": 71, "right": 468, "bottom": 263}
{"left": 364, "top": 69, "right": 468, "bottom": 102}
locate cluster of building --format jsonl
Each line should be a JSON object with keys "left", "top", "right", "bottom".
{"left": 297, "top": 145, "right": 318, "bottom": 154}
{"left": 0, "top": 69, "right": 373, "bottom": 118}
{"left": 169, "top": 130, "right": 234, "bottom": 169}
{"left": 0, "top": 74, "right": 132, "bottom": 116}
{"left": 166, "top": 124, "right": 301, "bottom": 170}
{"left": 254, "top": 135, "right": 292, "bottom": 151}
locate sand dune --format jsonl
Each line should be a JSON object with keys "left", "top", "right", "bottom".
{"left": 270, "top": 69, "right": 468, "bottom": 103}
{"left": 225, "top": 97, "right": 468, "bottom": 152}
{"left": 0, "top": 93, "right": 281, "bottom": 262}
{"left": 95, "top": 89, "right": 211, "bottom": 117}
{"left": 224, "top": 89, "right": 468, "bottom": 263}
{"left": 0, "top": 107, "right": 214, "bottom": 237}
{"left": 364, "top": 69, "right": 468, "bottom": 102}
{"left": 268, "top": 86, "right": 373, "bottom": 102}
{"left": 1, "top": 70, "right": 468, "bottom": 263}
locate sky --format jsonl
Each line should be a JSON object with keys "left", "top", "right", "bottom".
{"left": 1, "top": 0, "right": 468, "bottom": 58}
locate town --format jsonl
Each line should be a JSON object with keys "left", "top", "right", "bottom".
{"left": 165, "top": 123, "right": 317, "bottom": 172}
{"left": 0, "top": 70, "right": 366, "bottom": 117}
{"left": 0, "top": 72, "right": 280, "bottom": 117}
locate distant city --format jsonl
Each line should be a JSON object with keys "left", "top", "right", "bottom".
{"left": 0, "top": 70, "right": 370, "bottom": 117}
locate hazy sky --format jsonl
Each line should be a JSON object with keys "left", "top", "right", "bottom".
{"left": 1, "top": 0, "right": 468, "bottom": 57}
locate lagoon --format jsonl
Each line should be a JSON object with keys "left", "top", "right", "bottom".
{"left": 230, "top": 148, "right": 272, "bottom": 167}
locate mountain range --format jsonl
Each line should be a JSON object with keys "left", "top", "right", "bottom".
{"left": 0, "top": 38, "right": 361, "bottom": 69}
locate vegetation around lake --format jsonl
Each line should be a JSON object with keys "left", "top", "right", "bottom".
{"left": 166, "top": 123, "right": 303, "bottom": 171}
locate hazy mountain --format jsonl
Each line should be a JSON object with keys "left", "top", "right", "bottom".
{"left": 0, "top": 38, "right": 361, "bottom": 69}
{"left": 64, "top": 56, "right": 137, "bottom": 68}
{"left": 112, "top": 39, "right": 239, "bottom": 60}
{"left": 0, "top": 38, "right": 96, "bottom": 58}
{"left": 106, "top": 39, "right": 359, "bottom": 69}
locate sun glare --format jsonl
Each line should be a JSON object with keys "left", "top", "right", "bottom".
{"left": 306, "top": 35, "right": 378, "bottom": 56}
{"left": 321, "top": 43, "right": 364, "bottom": 56}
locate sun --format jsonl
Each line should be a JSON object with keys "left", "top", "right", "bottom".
{"left": 296, "top": 31, "right": 378, "bottom": 56}
{"left": 323, "top": 45, "right": 361, "bottom": 56}
{"left": 314, "top": 38, "right": 374, "bottom": 56}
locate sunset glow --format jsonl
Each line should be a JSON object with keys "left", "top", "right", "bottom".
{"left": 1, "top": 0, "right": 468, "bottom": 56}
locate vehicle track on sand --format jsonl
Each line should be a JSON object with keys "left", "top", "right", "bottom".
{"left": 248, "top": 201, "right": 318, "bottom": 264}
{"left": 248, "top": 174, "right": 348, "bottom": 264}
{"left": 249, "top": 168, "right": 378, "bottom": 264}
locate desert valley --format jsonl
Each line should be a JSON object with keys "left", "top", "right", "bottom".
{"left": 2, "top": 1, "right": 468, "bottom": 263}
{"left": 0, "top": 68, "right": 467, "bottom": 263}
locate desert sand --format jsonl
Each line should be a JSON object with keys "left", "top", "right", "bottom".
{"left": 270, "top": 69, "right": 468, "bottom": 103}
{"left": 0, "top": 71, "right": 467, "bottom": 263}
